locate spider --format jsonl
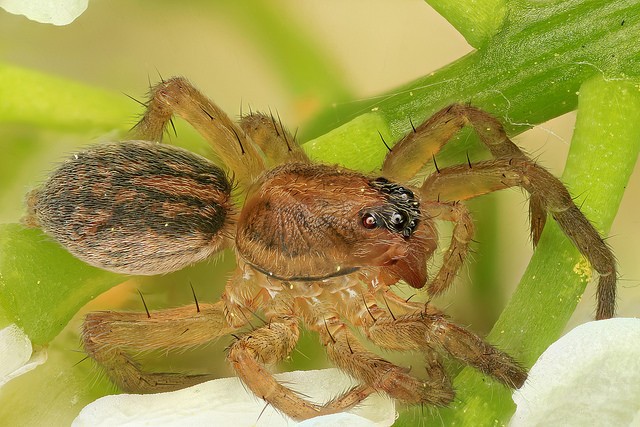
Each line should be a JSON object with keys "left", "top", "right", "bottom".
{"left": 24, "top": 77, "right": 616, "bottom": 421}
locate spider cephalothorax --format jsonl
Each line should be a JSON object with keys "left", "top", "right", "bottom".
{"left": 25, "top": 77, "right": 617, "bottom": 421}
{"left": 236, "top": 162, "right": 429, "bottom": 285}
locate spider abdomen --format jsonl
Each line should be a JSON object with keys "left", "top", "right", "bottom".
{"left": 25, "top": 140, "right": 233, "bottom": 275}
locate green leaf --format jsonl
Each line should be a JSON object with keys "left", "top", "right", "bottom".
{"left": 0, "top": 63, "right": 135, "bottom": 132}
{"left": 0, "top": 224, "right": 123, "bottom": 344}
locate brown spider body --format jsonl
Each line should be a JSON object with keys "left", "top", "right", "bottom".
{"left": 237, "top": 162, "right": 431, "bottom": 287}
{"left": 25, "top": 77, "right": 617, "bottom": 421}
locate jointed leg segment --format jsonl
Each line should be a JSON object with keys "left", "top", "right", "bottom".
{"left": 226, "top": 314, "right": 376, "bottom": 421}
{"left": 382, "top": 104, "right": 526, "bottom": 182}
{"left": 82, "top": 301, "right": 234, "bottom": 392}
{"left": 421, "top": 158, "right": 616, "bottom": 319}
{"left": 311, "top": 312, "right": 454, "bottom": 406}
{"left": 366, "top": 311, "right": 527, "bottom": 389}
{"left": 346, "top": 291, "right": 527, "bottom": 391}
{"left": 132, "top": 77, "right": 266, "bottom": 188}
{"left": 424, "top": 201, "right": 475, "bottom": 296}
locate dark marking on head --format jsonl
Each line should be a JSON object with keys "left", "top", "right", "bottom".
{"left": 362, "top": 177, "right": 420, "bottom": 238}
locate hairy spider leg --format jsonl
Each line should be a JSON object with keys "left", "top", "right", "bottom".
{"left": 239, "top": 112, "right": 309, "bottom": 167}
{"left": 82, "top": 266, "right": 271, "bottom": 394}
{"left": 291, "top": 297, "right": 453, "bottom": 408}
{"left": 82, "top": 301, "right": 234, "bottom": 392}
{"left": 223, "top": 281, "right": 377, "bottom": 421}
{"left": 381, "top": 104, "right": 527, "bottom": 183}
{"left": 421, "top": 158, "right": 616, "bottom": 319}
{"left": 227, "top": 315, "right": 374, "bottom": 421}
{"left": 335, "top": 286, "right": 526, "bottom": 393}
{"left": 382, "top": 104, "right": 616, "bottom": 319}
{"left": 422, "top": 201, "right": 475, "bottom": 296}
{"left": 132, "top": 77, "right": 267, "bottom": 188}
{"left": 381, "top": 104, "right": 538, "bottom": 242}
{"left": 354, "top": 289, "right": 527, "bottom": 389}
{"left": 350, "top": 289, "right": 454, "bottom": 395}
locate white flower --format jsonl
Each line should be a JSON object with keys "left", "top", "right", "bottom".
{"left": 0, "top": 324, "right": 47, "bottom": 388}
{"left": 0, "top": 0, "right": 88, "bottom": 25}
{"left": 511, "top": 318, "right": 640, "bottom": 426}
{"left": 73, "top": 368, "right": 396, "bottom": 427}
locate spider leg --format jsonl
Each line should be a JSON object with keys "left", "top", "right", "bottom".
{"left": 132, "top": 76, "right": 266, "bottom": 188}
{"left": 227, "top": 315, "right": 372, "bottom": 420}
{"left": 382, "top": 104, "right": 616, "bottom": 319}
{"left": 381, "top": 104, "right": 526, "bottom": 183}
{"left": 82, "top": 301, "right": 235, "bottom": 392}
{"left": 382, "top": 104, "right": 538, "bottom": 243}
{"left": 302, "top": 300, "right": 454, "bottom": 407}
{"left": 239, "top": 112, "right": 309, "bottom": 167}
{"left": 423, "top": 201, "right": 475, "bottom": 296}
{"left": 366, "top": 310, "right": 527, "bottom": 389}
{"left": 420, "top": 159, "right": 616, "bottom": 319}
{"left": 349, "top": 291, "right": 453, "bottom": 392}
{"left": 355, "top": 290, "right": 526, "bottom": 389}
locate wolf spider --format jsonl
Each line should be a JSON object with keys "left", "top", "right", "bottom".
{"left": 24, "top": 77, "right": 616, "bottom": 421}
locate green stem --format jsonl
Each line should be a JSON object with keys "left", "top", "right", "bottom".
{"left": 408, "top": 75, "right": 640, "bottom": 426}
{"left": 303, "top": 0, "right": 640, "bottom": 172}
{"left": 424, "top": 0, "right": 506, "bottom": 47}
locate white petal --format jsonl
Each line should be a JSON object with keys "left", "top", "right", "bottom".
{"left": 0, "top": 0, "right": 88, "bottom": 25}
{"left": 0, "top": 323, "right": 47, "bottom": 388}
{"left": 511, "top": 318, "right": 640, "bottom": 427}
{"left": 73, "top": 368, "right": 396, "bottom": 427}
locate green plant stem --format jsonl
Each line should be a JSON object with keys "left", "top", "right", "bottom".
{"left": 424, "top": 0, "right": 506, "bottom": 47}
{"left": 303, "top": 0, "right": 640, "bottom": 172}
{"left": 403, "top": 75, "right": 640, "bottom": 426}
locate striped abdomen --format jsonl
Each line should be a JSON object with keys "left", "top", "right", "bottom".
{"left": 25, "top": 141, "right": 233, "bottom": 274}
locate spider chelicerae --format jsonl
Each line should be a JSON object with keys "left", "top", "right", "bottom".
{"left": 24, "top": 77, "right": 616, "bottom": 420}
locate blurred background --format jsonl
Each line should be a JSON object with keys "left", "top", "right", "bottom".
{"left": 0, "top": 0, "right": 638, "bottom": 424}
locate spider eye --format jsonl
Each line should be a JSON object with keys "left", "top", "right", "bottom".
{"left": 390, "top": 212, "right": 406, "bottom": 226}
{"left": 362, "top": 213, "right": 377, "bottom": 229}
